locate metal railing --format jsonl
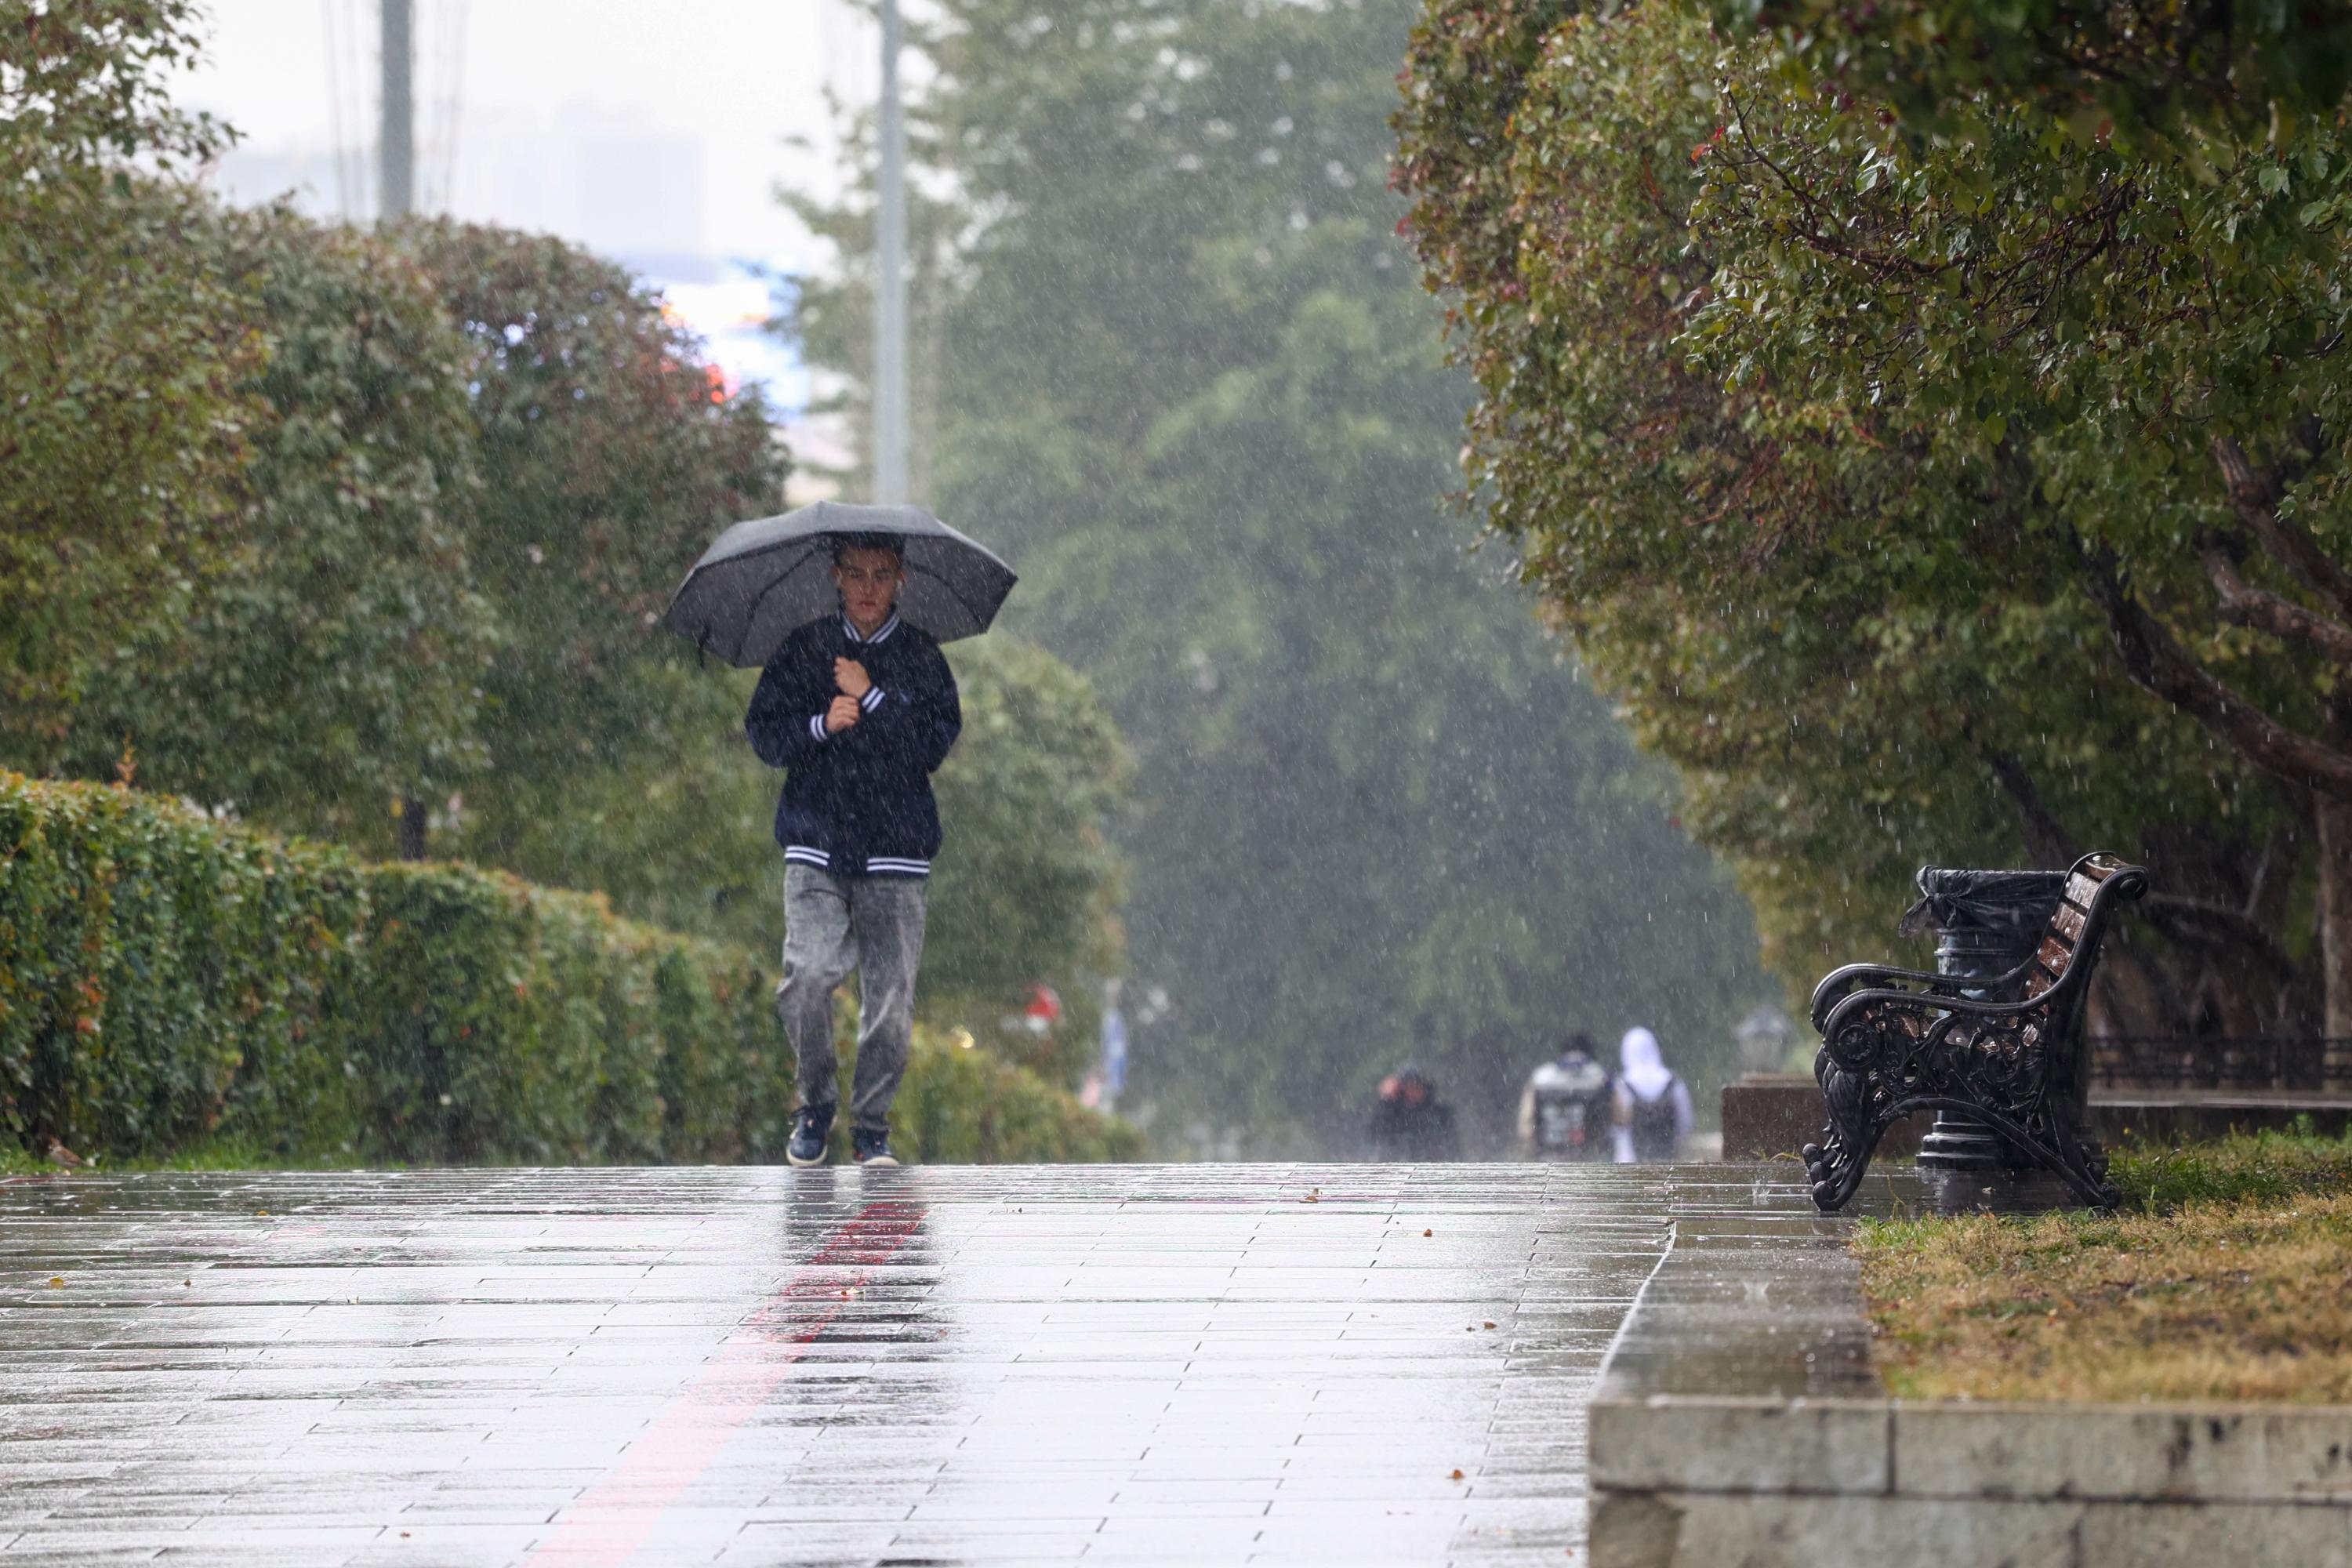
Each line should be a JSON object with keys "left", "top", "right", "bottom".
{"left": 2089, "top": 1036, "right": 2352, "bottom": 1094}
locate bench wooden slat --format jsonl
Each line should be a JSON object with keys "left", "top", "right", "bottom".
{"left": 2065, "top": 872, "right": 2103, "bottom": 909}
{"left": 2052, "top": 902, "right": 2087, "bottom": 943}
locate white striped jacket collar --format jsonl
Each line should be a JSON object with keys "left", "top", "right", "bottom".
{"left": 840, "top": 610, "right": 902, "bottom": 645}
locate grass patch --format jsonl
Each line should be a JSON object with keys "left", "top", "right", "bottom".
{"left": 2109, "top": 1122, "right": 2352, "bottom": 1210}
{"left": 1858, "top": 1128, "right": 2352, "bottom": 1403}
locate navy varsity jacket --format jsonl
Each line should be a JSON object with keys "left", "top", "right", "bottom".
{"left": 743, "top": 612, "right": 963, "bottom": 877}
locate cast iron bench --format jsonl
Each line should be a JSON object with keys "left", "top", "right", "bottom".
{"left": 1800, "top": 851, "right": 2150, "bottom": 1211}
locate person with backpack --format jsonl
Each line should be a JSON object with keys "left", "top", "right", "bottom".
{"left": 1516, "top": 1031, "right": 1616, "bottom": 1161}
{"left": 1612, "top": 1026, "right": 1693, "bottom": 1163}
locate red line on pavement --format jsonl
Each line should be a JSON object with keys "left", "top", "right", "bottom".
{"left": 522, "top": 1196, "right": 926, "bottom": 1566}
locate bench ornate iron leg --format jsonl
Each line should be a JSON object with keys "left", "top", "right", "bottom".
{"left": 1802, "top": 1006, "right": 2120, "bottom": 1212}
{"left": 1802, "top": 1052, "right": 1896, "bottom": 1212}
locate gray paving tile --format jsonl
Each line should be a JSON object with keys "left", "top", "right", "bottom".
{"left": 0, "top": 1162, "right": 1817, "bottom": 1563}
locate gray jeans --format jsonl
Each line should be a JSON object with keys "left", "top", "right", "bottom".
{"left": 775, "top": 862, "right": 928, "bottom": 1132}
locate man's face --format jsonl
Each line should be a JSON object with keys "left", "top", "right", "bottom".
{"left": 834, "top": 547, "right": 904, "bottom": 630}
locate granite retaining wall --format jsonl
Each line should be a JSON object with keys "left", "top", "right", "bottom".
{"left": 1606, "top": 1171, "right": 2352, "bottom": 1566}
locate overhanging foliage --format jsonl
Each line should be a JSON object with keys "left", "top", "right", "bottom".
{"left": 1394, "top": 0, "right": 2352, "bottom": 1031}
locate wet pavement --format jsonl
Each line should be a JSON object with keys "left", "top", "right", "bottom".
{"left": 0, "top": 1163, "right": 1809, "bottom": 1566}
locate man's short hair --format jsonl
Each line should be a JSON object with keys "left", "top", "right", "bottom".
{"left": 829, "top": 532, "right": 905, "bottom": 566}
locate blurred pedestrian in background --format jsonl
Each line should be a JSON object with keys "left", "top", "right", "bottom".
{"left": 1364, "top": 1065, "right": 1461, "bottom": 1162}
{"left": 1612, "top": 1026, "right": 1692, "bottom": 1163}
{"left": 1516, "top": 1030, "right": 1615, "bottom": 1161}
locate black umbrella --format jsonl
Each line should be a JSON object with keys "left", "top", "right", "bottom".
{"left": 660, "top": 500, "right": 1017, "bottom": 666}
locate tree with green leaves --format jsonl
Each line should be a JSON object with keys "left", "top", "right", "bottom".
{"left": 1394, "top": 0, "right": 2352, "bottom": 1032}
{"left": 1714, "top": 0, "right": 2352, "bottom": 148}
{"left": 1686, "top": 15, "right": 2352, "bottom": 1025}
{"left": 387, "top": 220, "right": 791, "bottom": 861}
{"left": 35, "top": 205, "right": 496, "bottom": 853}
{"left": 782, "top": 0, "right": 1766, "bottom": 1149}
{"left": 0, "top": 1, "right": 259, "bottom": 727}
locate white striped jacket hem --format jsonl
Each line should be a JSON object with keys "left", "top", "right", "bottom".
{"left": 783, "top": 846, "right": 930, "bottom": 877}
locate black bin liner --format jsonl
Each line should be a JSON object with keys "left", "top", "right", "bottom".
{"left": 1898, "top": 867, "right": 2068, "bottom": 981}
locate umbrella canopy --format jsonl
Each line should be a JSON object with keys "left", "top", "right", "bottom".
{"left": 661, "top": 500, "right": 1017, "bottom": 666}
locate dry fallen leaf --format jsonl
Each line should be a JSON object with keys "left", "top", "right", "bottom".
{"left": 1483, "top": 1321, "right": 1496, "bottom": 1330}
{"left": 47, "top": 1277, "right": 64, "bottom": 1289}
{"left": 1450, "top": 1468, "right": 1465, "bottom": 1480}
{"left": 1422, "top": 1229, "right": 1432, "bottom": 1237}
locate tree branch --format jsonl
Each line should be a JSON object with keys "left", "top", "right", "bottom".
{"left": 2211, "top": 436, "right": 2352, "bottom": 617}
{"left": 2198, "top": 538, "right": 2352, "bottom": 663}
{"left": 2139, "top": 893, "right": 2303, "bottom": 982}
{"left": 2078, "top": 539, "right": 2352, "bottom": 802}
{"left": 1978, "top": 747, "right": 2078, "bottom": 865}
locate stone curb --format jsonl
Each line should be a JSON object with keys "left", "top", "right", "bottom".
{"left": 1595, "top": 1171, "right": 2352, "bottom": 1566}
{"left": 1592, "top": 1393, "right": 2352, "bottom": 1504}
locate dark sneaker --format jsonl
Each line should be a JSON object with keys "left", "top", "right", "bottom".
{"left": 851, "top": 1127, "right": 898, "bottom": 1167}
{"left": 786, "top": 1102, "right": 835, "bottom": 1167}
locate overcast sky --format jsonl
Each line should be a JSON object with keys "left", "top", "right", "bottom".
{"left": 175, "top": 0, "right": 869, "bottom": 265}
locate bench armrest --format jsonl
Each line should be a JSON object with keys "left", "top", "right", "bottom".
{"left": 1808, "top": 949, "right": 2047, "bottom": 1033}
{"left": 1818, "top": 982, "right": 2066, "bottom": 1051}
{"left": 1809, "top": 962, "right": 1959, "bottom": 1033}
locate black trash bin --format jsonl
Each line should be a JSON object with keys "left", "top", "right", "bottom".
{"left": 1899, "top": 867, "right": 2070, "bottom": 1171}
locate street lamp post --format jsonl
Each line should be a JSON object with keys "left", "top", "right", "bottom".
{"left": 379, "top": 0, "right": 413, "bottom": 221}
{"left": 873, "top": 0, "right": 910, "bottom": 506}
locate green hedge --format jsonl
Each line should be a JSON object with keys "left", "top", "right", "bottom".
{"left": 0, "top": 774, "right": 1142, "bottom": 1165}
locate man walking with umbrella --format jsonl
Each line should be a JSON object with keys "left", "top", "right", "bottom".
{"left": 743, "top": 531, "right": 962, "bottom": 1167}
{"left": 664, "top": 499, "right": 1016, "bottom": 1166}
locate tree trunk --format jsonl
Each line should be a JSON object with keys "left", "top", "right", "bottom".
{"left": 2319, "top": 795, "right": 2352, "bottom": 1054}
{"left": 398, "top": 796, "right": 428, "bottom": 861}
{"left": 1981, "top": 747, "right": 2077, "bottom": 866}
